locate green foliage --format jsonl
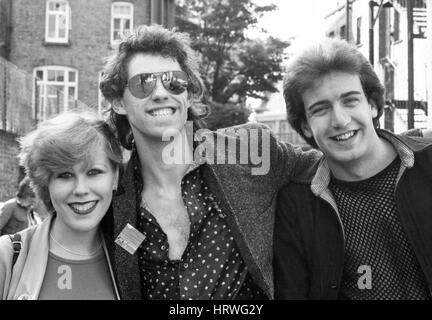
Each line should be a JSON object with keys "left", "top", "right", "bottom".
{"left": 204, "top": 100, "right": 252, "bottom": 131}
{"left": 176, "top": 0, "right": 289, "bottom": 104}
{"left": 237, "top": 37, "right": 288, "bottom": 100}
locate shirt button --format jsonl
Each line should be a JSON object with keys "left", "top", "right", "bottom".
{"left": 330, "top": 283, "right": 337, "bottom": 289}
{"left": 183, "top": 263, "right": 189, "bottom": 269}
{"left": 161, "top": 245, "right": 167, "bottom": 251}
{"left": 219, "top": 213, "right": 226, "bottom": 218}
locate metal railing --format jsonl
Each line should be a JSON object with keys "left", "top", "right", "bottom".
{"left": 393, "top": 99, "right": 428, "bottom": 115}
{"left": 394, "top": 0, "right": 426, "bottom": 9}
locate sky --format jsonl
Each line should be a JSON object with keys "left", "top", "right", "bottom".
{"left": 246, "top": 0, "right": 343, "bottom": 113}
{"left": 248, "top": 0, "right": 342, "bottom": 53}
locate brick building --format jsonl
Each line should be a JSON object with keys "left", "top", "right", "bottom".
{"left": 0, "top": 0, "right": 175, "bottom": 202}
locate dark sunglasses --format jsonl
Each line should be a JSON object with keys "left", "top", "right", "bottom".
{"left": 126, "top": 70, "right": 189, "bottom": 99}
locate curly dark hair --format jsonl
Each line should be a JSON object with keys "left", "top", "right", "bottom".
{"left": 100, "top": 25, "right": 207, "bottom": 149}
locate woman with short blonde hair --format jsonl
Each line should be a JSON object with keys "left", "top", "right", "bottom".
{"left": 0, "top": 111, "right": 122, "bottom": 300}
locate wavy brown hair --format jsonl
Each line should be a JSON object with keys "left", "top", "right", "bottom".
{"left": 283, "top": 38, "right": 385, "bottom": 148}
{"left": 100, "top": 25, "right": 207, "bottom": 149}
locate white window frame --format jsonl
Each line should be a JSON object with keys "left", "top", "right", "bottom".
{"left": 151, "top": 0, "right": 169, "bottom": 25}
{"left": 33, "top": 66, "right": 78, "bottom": 120}
{"left": 111, "top": 2, "right": 134, "bottom": 45}
{"left": 45, "top": 0, "right": 70, "bottom": 43}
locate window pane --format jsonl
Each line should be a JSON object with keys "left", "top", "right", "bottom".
{"left": 112, "top": 3, "right": 132, "bottom": 44}
{"left": 48, "top": 15, "right": 56, "bottom": 38}
{"left": 58, "top": 25, "right": 66, "bottom": 39}
{"left": 36, "top": 83, "right": 45, "bottom": 120}
{"left": 58, "top": 14, "right": 67, "bottom": 32}
{"left": 55, "top": 70, "right": 65, "bottom": 82}
{"left": 35, "top": 67, "right": 77, "bottom": 121}
{"left": 68, "top": 71, "right": 76, "bottom": 82}
{"left": 68, "top": 99, "right": 76, "bottom": 109}
{"left": 47, "top": 70, "right": 56, "bottom": 81}
{"left": 55, "top": 85, "right": 65, "bottom": 108}
{"left": 36, "top": 70, "right": 44, "bottom": 79}
{"left": 38, "top": 83, "right": 45, "bottom": 96}
{"left": 68, "top": 87, "right": 75, "bottom": 97}
{"left": 68, "top": 87, "right": 76, "bottom": 109}
{"left": 123, "top": 5, "right": 132, "bottom": 15}
{"left": 113, "top": 3, "right": 132, "bottom": 15}
{"left": 112, "top": 4, "right": 121, "bottom": 14}
{"left": 113, "top": 30, "right": 120, "bottom": 41}
{"left": 56, "top": 2, "right": 67, "bottom": 12}
{"left": 47, "top": 97, "right": 58, "bottom": 115}
{"left": 47, "top": 85, "right": 58, "bottom": 95}
{"left": 38, "top": 94, "right": 45, "bottom": 118}
{"left": 46, "top": 85, "right": 63, "bottom": 114}
{"left": 124, "top": 19, "right": 130, "bottom": 30}
{"left": 47, "top": 2, "right": 69, "bottom": 42}
{"left": 114, "top": 18, "right": 121, "bottom": 29}
{"left": 156, "top": 0, "right": 162, "bottom": 23}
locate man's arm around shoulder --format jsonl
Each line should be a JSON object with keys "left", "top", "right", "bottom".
{"left": 402, "top": 128, "right": 432, "bottom": 139}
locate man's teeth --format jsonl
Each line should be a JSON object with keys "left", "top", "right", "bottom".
{"left": 334, "top": 131, "right": 355, "bottom": 141}
{"left": 150, "top": 108, "right": 174, "bottom": 117}
{"left": 69, "top": 201, "right": 97, "bottom": 213}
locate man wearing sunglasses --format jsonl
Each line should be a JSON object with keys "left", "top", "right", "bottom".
{"left": 99, "top": 25, "right": 320, "bottom": 300}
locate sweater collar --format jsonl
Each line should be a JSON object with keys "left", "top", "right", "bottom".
{"left": 311, "top": 129, "right": 415, "bottom": 196}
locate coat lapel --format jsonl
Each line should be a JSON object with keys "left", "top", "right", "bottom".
{"left": 111, "top": 157, "right": 142, "bottom": 300}
{"left": 201, "top": 163, "right": 271, "bottom": 298}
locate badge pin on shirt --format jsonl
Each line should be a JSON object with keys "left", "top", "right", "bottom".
{"left": 115, "top": 223, "right": 146, "bottom": 255}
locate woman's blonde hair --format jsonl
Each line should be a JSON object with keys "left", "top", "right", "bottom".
{"left": 18, "top": 111, "right": 123, "bottom": 212}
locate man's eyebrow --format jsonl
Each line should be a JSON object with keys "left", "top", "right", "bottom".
{"left": 307, "top": 91, "right": 363, "bottom": 111}
{"left": 340, "top": 91, "right": 362, "bottom": 98}
{"left": 307, "top": 100, "right": 329, "bottom": 111}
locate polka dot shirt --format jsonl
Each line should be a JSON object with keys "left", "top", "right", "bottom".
{"left": 136, "top": 166, "right": 266, "bottom": 300}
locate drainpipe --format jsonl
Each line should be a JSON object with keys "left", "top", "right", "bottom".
{"left": 369, "top": 1, "right": 375, "bottom": 65}
{"left": 427, "top": 0, "right": 432, "bottom": 126}
{"left": 346, "top": 0, "right": 353, "bottom": 43}
{"left": 5, "top": 0, "right": 12, "bottom": 59}
{"left": 407, "top": 0, "right": 414, "bottom": 129}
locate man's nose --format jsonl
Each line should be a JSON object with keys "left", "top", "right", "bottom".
{"left": 150, "top": 77, "right": 169, "bottom": 101}
{"left": 331, "top": 103, "right": 351, "bottom": 128}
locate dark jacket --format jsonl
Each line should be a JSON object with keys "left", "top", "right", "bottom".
{"left": 102, "top": 123, "right": 321, "bottom": 300}
{"left": 274, "top": 130, "right": 432, "bottom": 299}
